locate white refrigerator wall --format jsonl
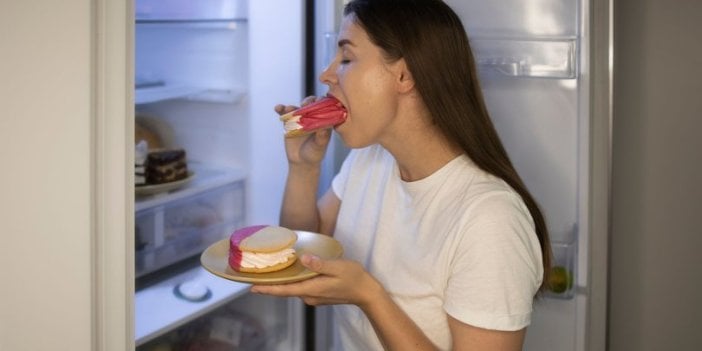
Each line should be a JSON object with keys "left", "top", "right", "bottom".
{"left": 135, "top": 0, "right": 305, "bottom": 226}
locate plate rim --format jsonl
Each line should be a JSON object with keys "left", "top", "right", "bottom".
{"left": 135, "top": 171, "right": 195, "bottom": 195}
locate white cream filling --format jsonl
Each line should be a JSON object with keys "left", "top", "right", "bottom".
{"left": 284, "top": 116, "right": 302, "bottom": 132}
{"left": 240, "top": 248, "right": 296, "bottom": 268}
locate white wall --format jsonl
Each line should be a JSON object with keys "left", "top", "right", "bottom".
{"left": 610, "top": 1, "right": 702, "bottom": 350}
{"left": 0, "top": 1, "right": 94, "bottom": 350}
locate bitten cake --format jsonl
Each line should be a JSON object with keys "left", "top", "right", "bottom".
{"left": 228, "top": 225, "right": 298, "bottom": 273}
{"left": 135, "top": 140, "right": 148, "bottom": 186}
{"left": 279, "top": 95, "right": 347, "bottom": 137}
{"left": 146, "top": 148, "right": 188, "bottom": 184}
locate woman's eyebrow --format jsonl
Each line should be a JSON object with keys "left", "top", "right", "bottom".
{"left": 338, "top": 39, "right": 355, "bottom": 48}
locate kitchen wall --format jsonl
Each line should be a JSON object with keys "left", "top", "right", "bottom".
{"left": 610, "top": 1, "right": 702, "bottom": 350}
{"left": 0, "top": 1, "right": 95, "bottom": 350}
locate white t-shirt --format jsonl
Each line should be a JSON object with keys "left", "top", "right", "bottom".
{"left": 330, "top": 145, "right": 543, "bottom": 351}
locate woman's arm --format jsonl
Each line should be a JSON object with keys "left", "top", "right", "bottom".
{"left": 276, "top": 98, "right": 340, "bottom": 234}
{"left": 448, "top": 317, "right": 526, "bottom": 351}
{"left": 252, "top": 256, "right": 526, "bottom": 351}
{"left": 359, "top": 279, "right": 526, "bottom": 351}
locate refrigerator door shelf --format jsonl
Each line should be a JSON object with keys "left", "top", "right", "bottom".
{"left": 448, "top": 0, "right": 578, "bottom": 38}
{"left": 544, "top": 237, "right": 578, "bottom": 299}
{"left": 136, "top": 85, "right": 246, "bottom": 105}
{"left": 471, "top": 38, "right": 577, "bottom": 79}
{"left": 135, "top": 265, "right": 250, "bottom": 346}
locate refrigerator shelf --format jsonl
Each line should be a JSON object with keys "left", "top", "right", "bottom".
{"left": 136, "top": 165, "right": 246, "bottom": 212}
{"left": 471, "top": 37, "right": 577, "bottom": 79}
{"left": 135, "top": 264, "right": 251, "bottom": 346}
{"left": 136, "top": 0, "right": 247, "bottom": 23}
{"left": 136, "top": 19, "right": 247, "bottom": 27}
{"left": 136, "top": 85, "right": 246, "bottom": 105}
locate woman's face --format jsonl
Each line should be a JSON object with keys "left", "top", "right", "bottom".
{"left": 320, "top": 15, "right": 403, "bottom": 148}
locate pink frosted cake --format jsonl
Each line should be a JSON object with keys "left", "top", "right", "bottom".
{"left": 279, "top": 96, "right": 347, "bottom": 137}
{"left": 228, "top": 225, "right": 298, "bottom": 273}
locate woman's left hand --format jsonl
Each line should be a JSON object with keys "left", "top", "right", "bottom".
{"left": 250, "top": 254, "right": 380, "bottom": 307}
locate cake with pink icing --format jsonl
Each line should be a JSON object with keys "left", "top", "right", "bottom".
{"left": 279, "top": 95, "right": 347, "bottom": 137}
{"left": 229, "top": 225, "right": 298, "bottom": 273}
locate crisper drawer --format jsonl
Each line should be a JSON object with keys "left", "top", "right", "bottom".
{"left": 137, "top": 292, "right": 303, "bottom": 351}
{"left": 136, "top": 181, "right": 244, "bottom": 277}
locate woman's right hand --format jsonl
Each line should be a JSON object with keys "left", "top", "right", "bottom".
{"left": 275, "top": 96, "right": 333, "bottom": 169}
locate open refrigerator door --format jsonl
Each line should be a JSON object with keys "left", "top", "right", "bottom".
{"left": 444, "top": 0, "right": 604, "bottom": 350}
{"left": 309, "top": 1, "right": 601, "bottom": 349}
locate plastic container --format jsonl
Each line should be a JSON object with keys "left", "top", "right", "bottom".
{"left": 544, "top": 230, "right": 578, "bottom": 299}
{"left": 135, "top": 180, "right": 245, "bottom": 277}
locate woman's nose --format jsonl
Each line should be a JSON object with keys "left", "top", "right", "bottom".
{"left": 319, "top": 58, "right": 338, "bottom": 86}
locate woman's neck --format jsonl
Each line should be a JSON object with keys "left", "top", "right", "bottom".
{"left": 381, "top": 111, "right": 462, "bottom": 182}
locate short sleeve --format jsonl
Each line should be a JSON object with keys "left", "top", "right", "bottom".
{"left": 443, "top": 191, "right": 543, "bottom": 331}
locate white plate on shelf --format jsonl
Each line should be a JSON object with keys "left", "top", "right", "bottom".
{"left": 135, "top": 172, "right": 195, "bottom": 197}
{"left": 201, "top": 231, "right": 344, "bottom": 285}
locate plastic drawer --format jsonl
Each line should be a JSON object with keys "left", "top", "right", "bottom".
{"left": 136, "top": 180, "right": 245, "bottom": 277}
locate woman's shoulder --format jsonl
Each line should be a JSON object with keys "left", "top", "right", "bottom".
{"left": 446, "top": 158, "right": 532, "bottom": 222}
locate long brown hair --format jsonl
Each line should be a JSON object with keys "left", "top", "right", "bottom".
{"left": 344, "top": 0, "right": 552, "bottom": 290}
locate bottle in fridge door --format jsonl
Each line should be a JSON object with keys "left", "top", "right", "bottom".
{"left": 133, "top": 0, "right": 311, "bottom": 349}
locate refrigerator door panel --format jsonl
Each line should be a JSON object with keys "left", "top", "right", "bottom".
{"left": 444, "top": 1, "right": 590, "bottom": 350}
{"left": 480, "top": 78, "right": 579, "bottom": 237}
{"left": 448, "top": 0, "right": 578, "bottom": 37}
{"left": 523, "top": 297, "right": 581, "bottom": 350}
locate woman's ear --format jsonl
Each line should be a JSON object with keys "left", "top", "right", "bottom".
{"left": 395, "top": 59, "right": 415, "bottom": 93}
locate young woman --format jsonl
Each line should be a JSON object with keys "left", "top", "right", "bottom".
{"left": 251, "top": 0, "right": 551, "bottom": 350}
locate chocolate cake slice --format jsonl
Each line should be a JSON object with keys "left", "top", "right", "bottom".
{"left": 146, "top": 148, "right": 188, "bottom": 184}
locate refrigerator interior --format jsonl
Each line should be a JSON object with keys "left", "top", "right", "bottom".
{"left": 444, "top": 0, "right": 590, "bottom": 350}
{"left": 137, "top": 293, "right": 301, "bottom": 351}
{"left": 133, "top": 0, "right": 307, "bottom": 349}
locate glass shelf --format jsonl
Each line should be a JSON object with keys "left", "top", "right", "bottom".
{"left": 135, "top": 85, "right": 246, "bottom": 105}
{"left": 136, "top": 165, "right": 246, "bottom": 212}
{"left": 471, "top": 37, "right": 577, "bottom": 79}
{"left": 135, "top": 19, "right": 246, "bottom": 29}
{"left": 136, "top": 0, "right": 247, "bottom": 23}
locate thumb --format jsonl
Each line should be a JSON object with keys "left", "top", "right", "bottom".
{"left": 314, "top": 129, "right": 332, "bottom": 146}
{"left": 301, "top": 254, "right": 328, "bottom": 274}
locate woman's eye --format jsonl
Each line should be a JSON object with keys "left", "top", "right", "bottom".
{"left": 340, "top": 58, "right": 351, "bottom": 65}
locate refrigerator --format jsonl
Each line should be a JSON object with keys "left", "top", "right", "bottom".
{"left": 132, "top": 0, "right": 610, "bottom": 350}
{"left": 133, "top": 1, "right": 311, "bottom": 349}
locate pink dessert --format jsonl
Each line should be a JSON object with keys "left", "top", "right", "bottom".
{"left": 280, "top": 96, "right": 347, "bottom": 137}
{"left": 228, "top": 225, "right": 298, "bottom": 273}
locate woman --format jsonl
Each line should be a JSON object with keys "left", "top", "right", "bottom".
{"left": 251, "top": 0, "right": 551, "bottom": 350}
